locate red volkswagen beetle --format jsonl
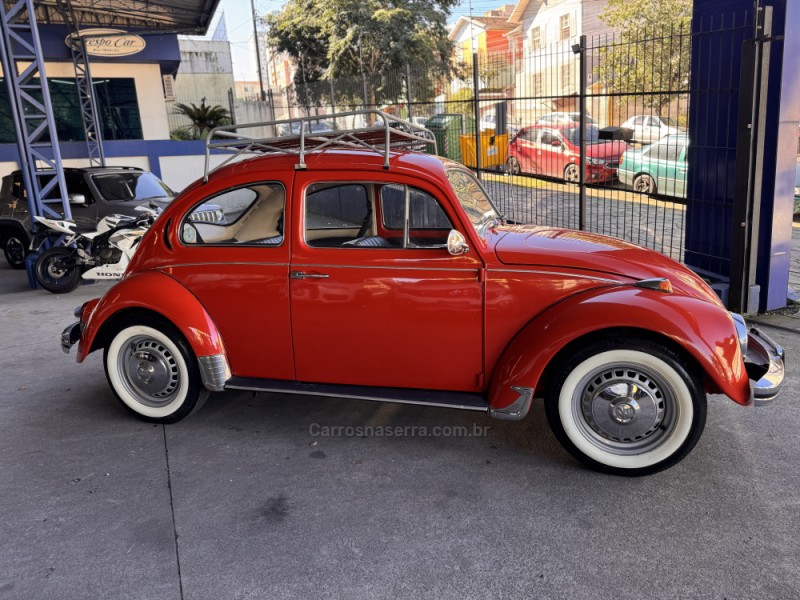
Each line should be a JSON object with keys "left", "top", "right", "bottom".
{"left": 507, "top": 124, "right": 627, "bottom": 183}
{"left": 61, "top": 113, "right": 783, "bottom": 476}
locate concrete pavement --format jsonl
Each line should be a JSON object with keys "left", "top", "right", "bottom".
{"left": 1, "top": 259, "right": 799, "bottom": 600}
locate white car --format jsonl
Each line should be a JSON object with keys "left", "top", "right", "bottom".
{"left": 621, "top": 115, "right": 682, "bottom": 144}
{"left": 479, "top": 111, "right": 520, "bottom": 136}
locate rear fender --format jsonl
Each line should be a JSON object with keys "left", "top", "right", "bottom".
{"left": 488, "top": 286, "right": 750, "bottom": 412}
{"left": 77, "top": 270, "right": 227, "bottom": 365}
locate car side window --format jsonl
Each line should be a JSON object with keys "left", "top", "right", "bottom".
{"left": 633, "top": 116, "right": 644, "bottom": 126}
{"left": 305, "top": 183, "right": 370, "bottom": 247}
{"left": 648, "top": 139, "right": 682, "bottom": 162}
{"left": 519, "top": 129, "right": 537, "bottom": 142}
{"left": 380, "top": 184, "right": 453, "bottom": 247}
{"left": 181, "top": 182, "right": 285, "bottom": 246}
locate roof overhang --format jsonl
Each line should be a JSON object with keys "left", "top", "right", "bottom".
{"left": 24, "top": 0, "right": 222, "bottom": 34}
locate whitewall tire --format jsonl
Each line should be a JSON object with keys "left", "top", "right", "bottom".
{"left": 545, "top": 339, "right": 706, "bottom": 476}
{"left": 104, "top": 321, "right": 209, "bottom": 423}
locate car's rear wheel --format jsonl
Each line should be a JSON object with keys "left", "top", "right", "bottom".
{"left": 633, "top": 174, "right": 656, "bottom": 195}
{"left": 545, "top": 338, "right": 706, "bottom": 476}
{"left": 563, "top": 163, "right": 580, "bottom": 184}
{"left": 507, "top": 156, "right": 521, "bottom": 175}
{"left": 3, "top": 234, "right": 28, "bottom": 269}
{"left": 104, "top": 319, "right": 209, "bottom": 423}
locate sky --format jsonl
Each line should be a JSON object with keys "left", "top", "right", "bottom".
{"left": 215, "top": 0, "right": 506, "bottom": 80}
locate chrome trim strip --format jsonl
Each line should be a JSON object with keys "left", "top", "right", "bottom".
{"left": 731, "top": 312, "right": 748, "bottom": 355}
{"left": 488, "top": 268, "right": 621, "bottom": 284}
{"left": 224, "top": 384, "right": 488, "bottom": 411}
{"left": 489, "top": 386, "right": 534, "bottom": 420}
{"left": 198, "top": 354, "right": 231, "bottom": 392}
{"left": 165, "top": 262, "right": 289, "bottom": 269}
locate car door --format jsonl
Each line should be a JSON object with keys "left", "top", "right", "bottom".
{"left": 289, "top": 171, "right": 484, "bottom": 392}
{"left": 675, "top": 142, "right": 688, "bottom": 198}
{"left": 165, "top": 177, "right": 295, "bottom": 380}
{"left": 647, "top": 138, "right": 683, "bottom": 197}
{"left": 534, "top": 129, "right": 563, "bottom": 178}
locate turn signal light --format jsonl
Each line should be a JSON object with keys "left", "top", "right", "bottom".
{"left": 635, "top": 278, "right": 673, "bottom": 293}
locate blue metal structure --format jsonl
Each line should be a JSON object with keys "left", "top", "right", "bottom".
{"left": 686, "top": 0, "right": 798, "bottom": 312}
{"left": 0, "top": 0, "right": 71, "bottom": 222}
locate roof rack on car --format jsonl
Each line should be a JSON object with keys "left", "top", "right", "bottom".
{"left": 203, "top": 109, "right": 437, "bottom": 183}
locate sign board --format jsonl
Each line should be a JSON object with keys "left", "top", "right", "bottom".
{"left": 65, "top": 29, "right": 146, "bottom": 57}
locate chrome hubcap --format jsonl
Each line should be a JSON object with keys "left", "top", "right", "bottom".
{"left": 119, "top": 337, "right": 180, "bottom": 407}
{"left": 574, "top": 363, "right": 675, "bottom": 454}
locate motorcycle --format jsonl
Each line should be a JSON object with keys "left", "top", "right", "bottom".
{"left": 32, "top": 205, "right": 158, "bottom": 294}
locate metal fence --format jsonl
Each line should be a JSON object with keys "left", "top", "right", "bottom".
{"left": 177, "top": 18, "right": 758, "bottom": 266}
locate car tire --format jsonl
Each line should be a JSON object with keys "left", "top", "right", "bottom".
{"left": 633, "top": 174, "right": 656, "bottom": 195}
{"left": 104, "top": 319, "right": 210, "bottom": 423}
{"left": 544, "top": 338, "right": 706, "bottom": 476}
{"left": 507, "top": 156, "right": 521, "bottom": 175}
{"left": 3, "top": 233, "right": 28, "bottom": 269}
{"left": 563, "top": 163, "right": 580, "bottom": 184}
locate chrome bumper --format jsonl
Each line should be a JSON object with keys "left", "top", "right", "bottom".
{"left": 743, "top": 327, "right": 785, "bottom": 405}
{"left": 61, "top": 321, "right": 81, "bottom": 354}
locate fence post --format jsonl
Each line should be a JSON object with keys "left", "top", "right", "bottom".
{"left": 227, "top": 87, "right": 236, "bottom": 127}
{"left": 330, "top": 78, "right": 337, "bottom": 128}
{"left": 362, "top": 70, "right": 369, "bottom": 110}
{"left": 472, "top": 52, "right": 482, "bottom": 178}
{"left": 405, "top": 63, "right": 413, "bottom": 120}
{"left": 729, "top": 6, "right": 771, "bottom": 313}
{"left": 577, "top": 34, "right": 587, "bottom": 231}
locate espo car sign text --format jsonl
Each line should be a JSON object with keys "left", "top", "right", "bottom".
{"left": 65, "top": 29, "right": 146, "bottom": 57}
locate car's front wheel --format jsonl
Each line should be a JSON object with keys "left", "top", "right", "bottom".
{"left": 507, "top": 156, "right": 521, "bottom": 175}
{"left": 545, "top": 338, "right": 706, "bottom": 476}
{"left": 104, "top": 319, "right": 209, "bottom": 423}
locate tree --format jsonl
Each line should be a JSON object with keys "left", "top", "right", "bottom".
{"left": 597, "top": 0, "right": 692, "bottom": 110}
{"left": 265, "top": 0, "right": 458, "bottom": 110}
{"left": 172, "top": 99, "right": 231, "bottom": 139}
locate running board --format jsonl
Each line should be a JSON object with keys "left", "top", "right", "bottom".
{"left": 225, "top": 377, "right": 489, "bottom": 412}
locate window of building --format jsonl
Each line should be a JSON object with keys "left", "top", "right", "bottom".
{"left": 533, "top": 72, "right": 543, "bottom": 96}
{"left": 560, "top": 14, "right": 571, "bottom": 40}
{"left": 530, "top": 26, "right": 542, "bottom": 51}
{"left": 560, "top": 63, "right": 573, "bottom": 93}
{"left": 0, "top": 77, "right": 143, "bottom": 143}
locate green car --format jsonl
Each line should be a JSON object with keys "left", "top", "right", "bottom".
{"left": 618, "top": 134, "right": 688, "bottom": 198}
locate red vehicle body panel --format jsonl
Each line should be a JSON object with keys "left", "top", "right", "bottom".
{"left": 509, "top": 125, "right": 627, "bottom": 182}
{"left": 77, "top": 149, "right": 750, "bottom": 413}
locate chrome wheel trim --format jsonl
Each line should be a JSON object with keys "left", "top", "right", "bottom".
{"left": 117, "top": 335, "right": 181, "bottom": 408}
{"left": 573, "top": 362, "right": 675, "bottom": 455}
{"left": 508, "top": 157, "right": 520, "bottom": 175}
{"left": 107, "top": 325, "right": 190, "bottom": 418}
{"left": 558, "top": 350, "right": 694, "bottom": 470}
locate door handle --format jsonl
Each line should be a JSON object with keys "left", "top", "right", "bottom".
{"left": 290, "top": 271, "right": 329, "bottom": 279}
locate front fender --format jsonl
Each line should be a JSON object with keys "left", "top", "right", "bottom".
{"left": 77, "top": 270, "right": 227, "bottom": 365}
{"left": 488, "top": 286, "right": 750, "bottom": 412}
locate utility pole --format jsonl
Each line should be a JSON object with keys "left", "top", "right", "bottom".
{"left": 251, "top": 0, "right": 266, "bottom": 101}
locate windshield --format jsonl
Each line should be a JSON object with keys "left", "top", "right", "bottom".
{"left": 661, "top": 117, "right": 678, "bottom": 127}
{"left": 446, "top": 169, "right": 501, "bottom": 238}
{"left": 563, "top": 126, "right": 601, "bottom": 145}
{"left": 92, "top": 171, "right": 175, "bottom": 202}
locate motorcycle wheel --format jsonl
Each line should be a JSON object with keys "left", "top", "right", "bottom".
{"left": 34, "top": 247, "right": 82, "bottom": 294}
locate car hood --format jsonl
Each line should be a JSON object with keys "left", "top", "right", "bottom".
{"left": 491, "top": 224, "right": 723, "bottom": 305}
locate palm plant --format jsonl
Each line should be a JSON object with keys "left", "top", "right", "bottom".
{"left": 173, "top": 98, "right": 230, "bottom": 139}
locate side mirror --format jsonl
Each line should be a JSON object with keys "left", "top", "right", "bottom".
{"left": 68, "top": 193, "right": 86, "bottom": 206}
{"left": 551, "top": 140, "right": 562, "bottom": 148}
{"left": 447, "top": 229, "right": 470, "bottom": 256}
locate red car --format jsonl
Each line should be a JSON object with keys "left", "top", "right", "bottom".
{"left": 61, "top": 113, "right": 783, "bottom": 476}
{"left": 507, "top": 124, "right": 627, "bottom": 183}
